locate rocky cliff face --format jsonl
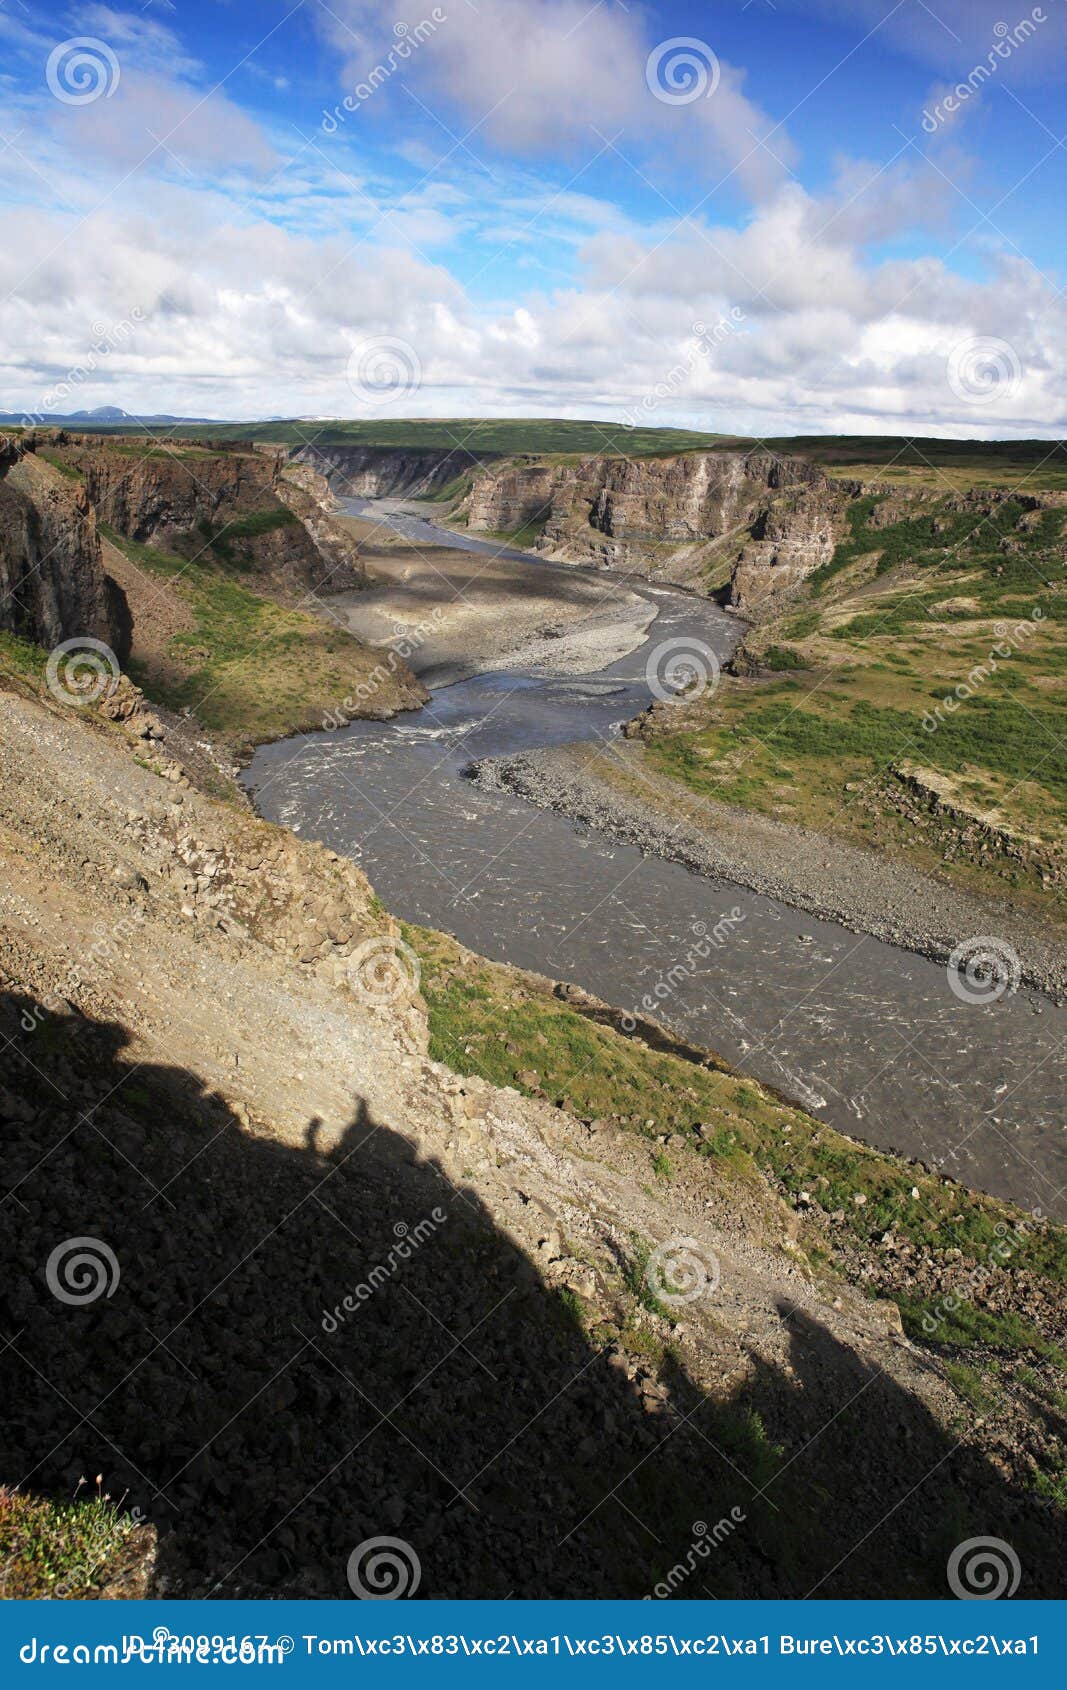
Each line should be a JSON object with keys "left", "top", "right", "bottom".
{"left": 461, "top": 456, "right": 560, "bottom": 532}
{"left": 291, "top": 443, "right": 496, "bottom": 500}
{"left": 459, "top": 449, "right": 852, "bottom": 606}
{"left": 50, "top": 434, "right": 365, "bottom": 597}
{"left": 58, "top": 436, "right": 277, "bottom": 539}
{"left": 727, "top": 475, "right": 853, "bottom": 615}
{"left": 289, "top": 442, "right": 854, "bottom": 613}
{"left": 0, "top": 434, "right": 129, "bottom": 656}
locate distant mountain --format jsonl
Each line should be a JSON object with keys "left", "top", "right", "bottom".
{"left": 0, "top": 404, "right": 221, "bottom": 427}
{"left": 72, "top": 406, "right": 130, "bottom": 421}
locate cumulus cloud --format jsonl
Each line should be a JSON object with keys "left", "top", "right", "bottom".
{"left": 3, "top": 174, "right": 1065, "bottom": 440}
{"left": 50, "top": 68, "right": 278, "bottom": 174}
{"left": 315, "top": 0, "right": 796, "bottom": 200}
{"left": 1, "top": 1, "right": 1064, "bottom": 437}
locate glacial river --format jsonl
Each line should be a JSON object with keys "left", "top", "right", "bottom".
{"left": 245, "top": 503, "right": 1066, "bottom": 1219}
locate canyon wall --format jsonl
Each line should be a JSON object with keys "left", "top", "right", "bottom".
{"left": 0, "top": 434, "right": 129, "bottom": 655}
{"left": 290, "top": 442, "right": 496, "bottom": 500}
{"left": 484, "top": 449, "right": 850, "bottom": 606}
{"left": 292, "top": 442, "right": 855, "bottom": 612}
{"left": 51, "top": 434, "right": 365, "bottom": 597}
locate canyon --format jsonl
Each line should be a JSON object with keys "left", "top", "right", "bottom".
{"left": 293, "top": 440, "right": 854, "bottom": 609}
{"left": 1, "top": 426, "right": 1065, "bottom": 1600}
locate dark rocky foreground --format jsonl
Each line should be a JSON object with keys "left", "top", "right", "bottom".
{"left": 4, "top": 979, "right": 1065, "bottom": 1599}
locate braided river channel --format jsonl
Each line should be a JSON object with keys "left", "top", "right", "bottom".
{"left": 245, "top": 502, "right": 1066, "bottom": 1220}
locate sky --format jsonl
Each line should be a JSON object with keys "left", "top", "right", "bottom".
{"left": 1, "top": 0, "right": 1066, "bottom": 437}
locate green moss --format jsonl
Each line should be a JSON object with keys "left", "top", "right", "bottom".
{"left": 0, "top": 1484, "right": 140, "bottom": 1599}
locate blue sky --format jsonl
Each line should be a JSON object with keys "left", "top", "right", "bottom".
{"left": 1, "top": 0, "right": 1065, "bottom": 434}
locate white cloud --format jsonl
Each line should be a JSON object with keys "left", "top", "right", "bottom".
{"left": 50, "top": 68, "right": 278, "bottom": 173}
{"left": 74, "top": 4, "right": 203, "bottom": 78}
{"left": 1, "top": 1, "right": 1064, "bottom": 437}
{"left": 315, "top": 0, "right": 796, "bottom": 201}
{"left": 3, "top": 174, "right": 1065, "bottom": 440}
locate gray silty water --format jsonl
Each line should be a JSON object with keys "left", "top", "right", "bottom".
{"left": 246, "top": 516, "right": 1067, "bottom": 1220}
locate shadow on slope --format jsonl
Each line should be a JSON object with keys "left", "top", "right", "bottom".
{"left": 0, "top": 986, "right": 1060, "bottom": 1598}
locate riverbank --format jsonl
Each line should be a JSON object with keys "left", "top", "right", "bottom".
{"left": 326, "top": 500, "right": 662, "bottom": 686}
{"left": 469, "top": 738, "right": 1067, "bottom": 1000}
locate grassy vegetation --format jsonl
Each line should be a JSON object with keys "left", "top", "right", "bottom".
{"left": 761, "top": 643, "right": 810, "bottom": 671}
{"left": 103, "top": 441, "right": 220, "bottom": 461}
{"left": 196, "top": 504, "right": 298, "bottom": 567}
{"left": 779, "top": 435, "right": 1067, "bottom": 493}
{"left": 943, "top": 1360, "right": 997, "bottom": 1412}
{"left": 0, "top": 1484, "right": 140, "bottom": 1598}
{"left": 0, "top": 629, "right": 47, "bottom": 681}
{"left": 1032, "top": 1454, "right": 1067, "bottom": 1508}
{"left": 623, "top": 1235, "right": 673, "bottom": 1320}
{"left": 63, "top": 421, "right": 1067, "bottom": 489}
{"left": 35, "top": 447, "right": 85, "bottom": 481}
{"left": 100, "top": 524, "right": 410, "bottom": 746}
{"left": 896, "top": 1295, "right": 1064, "bottom": 1360}
{"left": 480, "top": 517, "right": 551, "bottom": 550}
{"left": 75, "top": 417, "right": 736, "bottom": 457}
{"left": 406, "top": 925, "right": 1067, "bottom": 1302}
{"left": 638, "top": 491, "right": 1067, "bottom": 912}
